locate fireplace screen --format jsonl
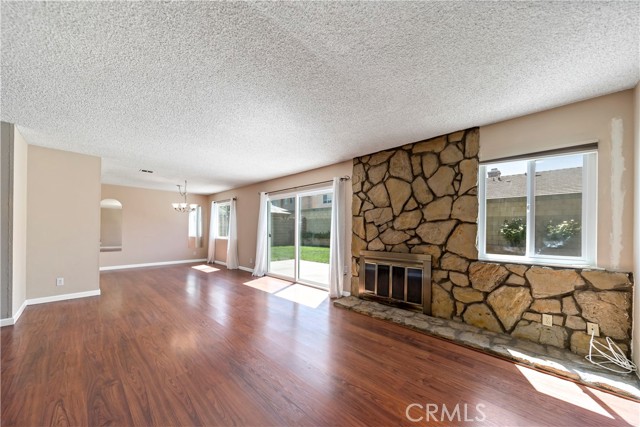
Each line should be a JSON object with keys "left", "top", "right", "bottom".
{"left": 357, "top": 251, "right": 432, "bottom": 315}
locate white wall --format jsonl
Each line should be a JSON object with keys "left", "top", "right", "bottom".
{"left": 633, "top": 83, "right": 640, "bottom": 373}
{"left": 12, "top": 127, "right": 27, "bottom": 316}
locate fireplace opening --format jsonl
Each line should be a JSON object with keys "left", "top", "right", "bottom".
{"left": 357, "top": 251, "right": 432, "bottom": 315}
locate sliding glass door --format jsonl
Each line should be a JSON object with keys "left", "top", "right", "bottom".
{"left": 268, "top": 197, "right": 296, "bottom": 279}
{"left": 268, "top": 189, "right": 332, "bottom": 288}
{"left": 298, "top": 192, "right": 331, "bottom": 285}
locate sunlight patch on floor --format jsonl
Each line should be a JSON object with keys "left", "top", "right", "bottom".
{"left": 243, "top": 276, "right": 292, "bottom": 294}
{"left": 274, "top": 284, "right": 329, "bottom": 309}
{"left": 242, "top": 277, "right": 328, "bottom": 308}
{"left": 514, "top": 365, "right": 614, "bottom": 418}
{"left": 507, "top": 349, "right": 569, "bottom": 373}
{"left": 192, "top": 264, "right": 219, "bottom": 273}
{"left": 587, "top": 387, "right": 640, "bottom": 425}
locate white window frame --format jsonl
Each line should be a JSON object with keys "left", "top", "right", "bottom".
{"left": 188, "top": 204, "right": 202, "bottom": 238}
{"left": 478, "top": 150, "right": 597, "bottom": 267}
{"left": 216, "top": 201, "right": 231, "bottom": 239}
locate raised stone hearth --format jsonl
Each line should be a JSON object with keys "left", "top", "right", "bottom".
{"left": 351, "top": 128, "right": 635, "bottom": 357}
{"left": 334, "top": 296, "right": 640, "bottom": 400}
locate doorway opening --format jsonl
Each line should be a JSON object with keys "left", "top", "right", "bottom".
{"left": 267, "top": 188, "right": 332, "bottom": 289}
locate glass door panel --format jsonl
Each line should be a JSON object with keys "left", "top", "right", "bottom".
{"left": 298, "top": 192, "right": 331, "bottom": 287}
{"left": 268, "top": 197, "right": 296, "bottom": 280}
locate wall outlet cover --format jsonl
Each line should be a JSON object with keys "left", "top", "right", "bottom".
{"left": 542, "top": 314, "right": 553, "bottom": 327}
{"left": 56, "top": 277, "right": 64, "bottom": 286}
{"left": 587, "top": 322, "right": 600, "bottom": 337}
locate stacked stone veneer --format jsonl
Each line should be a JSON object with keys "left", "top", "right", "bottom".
{"left": 351, "top": 128, "right": 634, "bottom": 356}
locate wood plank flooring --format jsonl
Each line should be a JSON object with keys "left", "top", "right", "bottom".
{"left": 2, "top": 264, "right": 638, "bottom": 426}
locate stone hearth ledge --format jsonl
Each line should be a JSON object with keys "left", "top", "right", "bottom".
{"left": 334, "top": 296, "right": 640, "bottom": 400}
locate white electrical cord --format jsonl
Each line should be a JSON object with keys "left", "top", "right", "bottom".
{"left": 585, "top": 330, "right": 637, "bottom": 374}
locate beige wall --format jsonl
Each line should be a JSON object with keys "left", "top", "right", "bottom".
{"left": 27, "top": 146, "right": 101, "bottom": 299}
{"left": 209, "top": 161, "right": 352, "bottom": 272}
{"left": 481, "top": 89, "right": 635, "bottom": 271}
{"left": 633, "top": 83, "right": 640, "bottom": 371}
{"left": 12, "top": 127, "right": 27, "bottom": 314}
{"left": 213, "top": 238, "right": 227, "bottom": 264}
{"left": 100, "top": 207, "right": 123, "bottom": 247}
{"left": 100, "top": 184, "right": 208, "bottom": 267}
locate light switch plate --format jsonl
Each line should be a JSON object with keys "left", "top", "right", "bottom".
{"left": 542, "top": 314, "right": 553, "bottom": 327}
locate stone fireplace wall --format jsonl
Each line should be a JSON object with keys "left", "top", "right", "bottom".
{"left": 351, "top": 128, "right": 634, "bottom": 356}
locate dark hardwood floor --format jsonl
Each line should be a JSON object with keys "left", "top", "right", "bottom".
{"left": 2, "top": 264, "right": 638, "bottom": 426}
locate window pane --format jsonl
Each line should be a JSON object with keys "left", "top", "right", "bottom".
{"left": 484, "top": 161, "right": 528, "bottom": 256}
{"left": 188, "top": 205, "right": 203, "bottom": 248}
{"left": 534, "top": 154, "right": 583, "bottom": 257}
{"left": 217, "top": 204, "right": 230, "bottom": 237}
{"left": 299, "top": 192, "right": 331, "bottom": 286}
{"left": 269, "top": 197, "right": 295, "bottom": 278}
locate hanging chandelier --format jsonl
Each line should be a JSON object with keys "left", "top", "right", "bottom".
{"left": 172, "top": 180, "right": 196, "bottom": 213}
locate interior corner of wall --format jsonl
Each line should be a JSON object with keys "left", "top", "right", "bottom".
{"left": 609, "top": 117, "right": 625, "bottom": 270}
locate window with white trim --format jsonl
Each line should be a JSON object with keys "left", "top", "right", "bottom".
{"left": 478, "top": 151, "right": 597, "bottom": 266}
{"left": 217, "top": 202, "right": 230, "bottom": 238}
{"left": 188, "top": 204, "right": 203, "bottom": 248}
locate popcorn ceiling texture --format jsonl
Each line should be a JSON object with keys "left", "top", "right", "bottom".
{"left": 1, "top": 2, "right": 638, "bottom": 193}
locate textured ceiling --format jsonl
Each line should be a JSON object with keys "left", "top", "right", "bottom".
{"left": 2, "top": 2, "right": 638, "bottom": 194}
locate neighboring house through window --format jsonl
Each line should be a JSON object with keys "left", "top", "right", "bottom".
{"left": 478, "top": 150, "right": 597, "bottom": 266}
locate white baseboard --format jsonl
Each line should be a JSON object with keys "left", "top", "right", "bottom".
{"left": 13, "top": 299, "right": 27, "bottom": 322}
{"left": 100, "top": 259, "right": 207, "bottom": 271}
{"left": 27, "top": 289, "right": 101, "bottom": 305}
{"left": 214, "top": 261, "right": 252, "bottom": 273}
{"left": 0, "top": 299, "right": 28, "bottom": 327}
{"left": 1, "top": 290, "right": 100, "bottom": 327}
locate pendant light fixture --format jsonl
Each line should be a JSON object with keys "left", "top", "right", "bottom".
{"left": 172, "top": 180, "right": 196, "bottom": 213}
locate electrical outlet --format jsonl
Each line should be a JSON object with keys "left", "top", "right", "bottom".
{"left": 587, "top": 322, "right": 600, "bottom": 337}
{"left": 249, "top": 258, "right": 253, "bottom": 265}
{"left": 56, "top": 277, "right": 64, "bottom": 286}
{"left": 542, "top": 314, "right": 553, "bottom": 327}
